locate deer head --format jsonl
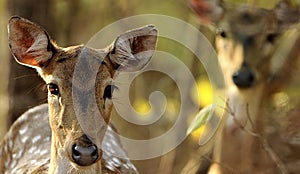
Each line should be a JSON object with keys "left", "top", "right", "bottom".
{"left": 189, "top": 0, "right": 300, "bottom": 89}
{"left": 188, "top": 1, "right": 300, "bottom": 173}
{"left": 8, "top": 16, "right": 157, "bottom": 173}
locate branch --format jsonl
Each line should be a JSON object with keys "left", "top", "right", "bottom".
{"left": 225, "top": 101, "right": 260, "bottom": 137}
{"left": 201, "top": 154, "right": 238, "bottom": 174}
{"left": 269, "top": 30, "right": 300, "bottom": 95}
{"left": 245, "top": 104, "right": 288, "bottom": 174}
{"left": 225, "top": 101, "right": 288, "bottom": 174}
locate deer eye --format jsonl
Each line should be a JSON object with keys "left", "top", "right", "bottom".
{"left": 217, "top": 29, "right": 227, "bottom": 38}
{"left": 103, "top": 85, "right": 115, "bottom": 100}
{"left": 47, "top": 83, "right": 60, "bottom": 96}
{"left": 266, "top": 33, "right": 278, "bottom": 43}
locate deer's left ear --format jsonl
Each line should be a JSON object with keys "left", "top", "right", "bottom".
{"left": 8, "top": 16, "right": 55, "bottom": 68}
{"left": 109, "top": 25, "right": 158, "bottom": 72}
{"left": 274, "top": 0, "right": 300, "bottom": 30}
{"left": 188, "top": 0, "right": 225, "bottom": 24}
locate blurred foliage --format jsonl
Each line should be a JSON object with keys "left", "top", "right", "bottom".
{"left": 191, "top": 77, "right": 213, "bottom": 107}
{"left": 133, "top": 98, "right": 151, "bottom": 114}
{"left": 0, "top": 0, "right": 9, "bottom": 140}
{"left": 187, "top": 104, "right": 215, "bottom": 136}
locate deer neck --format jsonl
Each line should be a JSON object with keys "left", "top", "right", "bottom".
{"left": 225, "top": 84, "right": 265, "bottom": 133}
{"left": 212, "top": 84, "right": 268, "bottom": 173}
{"left": 49, "top": 133, "right": 69, "bottom": 174}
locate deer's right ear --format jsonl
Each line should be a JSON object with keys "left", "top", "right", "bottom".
{"left": 274, "top": 0, "right": 300, "bottom": 30}
{"left": 109, "top": 25, "right": 158, "bottom": 72}
{"left": 8, "top": 16, "right": 54, "bottom": 68}
{"left": 188, "top": 0, "right": 224, "bottom": 24}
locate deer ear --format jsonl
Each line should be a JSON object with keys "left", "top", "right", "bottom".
{"left": 109, "top": 25, "right": 158, "bottom": 72}
{"left": 8, "top": 16, "right": 54, "bottom": 68}
{"left": 188, "top": 0, "right": 224, "bottom": 24}
{"left": 274, "top": 0, "right": 300, "bottom": 30}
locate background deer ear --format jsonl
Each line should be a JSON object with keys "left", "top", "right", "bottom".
{"left": 109, "top": 25, "right": 158, "bottom": 72}
{"left": 188, "top": 0, "right": 224, "bottom": 24}
{"left": 8, "top": 16, "right": 54, "bottom": 68}
{"left": 274, "top": 0, "right": 300, "bottom": 30}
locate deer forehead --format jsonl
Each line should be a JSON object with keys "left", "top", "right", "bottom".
{"left": 223, "top": 7, "right": 276, "bottom": 38}
{"left": 41, "top": 46, "right": 111, "bottom": 90}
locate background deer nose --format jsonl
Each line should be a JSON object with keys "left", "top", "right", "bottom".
{"left": 71, "top": 135, "right": 99, "bottom": 166}
{"left": 232, "top": 70, "right": 255, "bottom": 88}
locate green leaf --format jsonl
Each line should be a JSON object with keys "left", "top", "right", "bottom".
{"left": 186, "top": 104, "right": 215, "bottom": 136}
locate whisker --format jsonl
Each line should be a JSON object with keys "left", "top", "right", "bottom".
{"left": 111, "top": 80, "right": 130, "bottom": 87}
{"left": 26, "top": 82, "right": 46, "bottom": 95}
{"left": 12, "top": 74, "right": 38, "bottom": 80}
{"left": 39, "top": 98, "right": 48, "bottom": 104}
{"left": 112, "top": 98, "right": 129, "bottom": 107}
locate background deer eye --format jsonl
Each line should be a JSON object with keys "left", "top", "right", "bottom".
{"left": 103, "top": 85, "right": 115, "bottom": 100}
{"left": 266, "top": 33, "right": 278, "bottom": 43}
{"left": 47, "top": 83, "right": 59, "bottom": 95}
{"left": 217, "top": 29, "right": 227, "bottom": 38}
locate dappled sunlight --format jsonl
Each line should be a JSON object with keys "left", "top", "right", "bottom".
{"left": 191, "top": 77, "right": 213, "bottom": 107}
{"left": 133, "top": 98, "right": 151, "bottom": 115}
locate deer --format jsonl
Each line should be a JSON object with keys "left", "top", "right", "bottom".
{"left": 188, "top": 0, "right": 300, "bottom": 173}
{"left": 0, "top": 16, "right": 157, "bottom": 174}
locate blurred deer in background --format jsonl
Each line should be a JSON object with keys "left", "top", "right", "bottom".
{"left": 0, "top": 16, "right": 157, "bottom": 174}
{"left": 189, "top": 0, "right": 300, "bottom": 173}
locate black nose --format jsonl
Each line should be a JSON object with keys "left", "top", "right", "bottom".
{"left": 71, "top": 135, "right": 99, "bottom": 166}
{"left": 232, "top": 69, "right": 255, "bottom": 88}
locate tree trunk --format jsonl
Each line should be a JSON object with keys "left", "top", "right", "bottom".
{"left": 0, "top": 0, "right": 10, "bottom": 140}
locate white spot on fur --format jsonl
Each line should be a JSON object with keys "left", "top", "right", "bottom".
{"left": 32, "top": 135, "right": 41, "bottom": 143}
{"left": 124, "top": 164, "right": 130, "bottom": 169}
{"left": 33, "top": 114, "right": 41, "bottom": 120}
{"left": 43, "top": 136, "right": 50, "bottom": 142}
{"left": 19, "top": 126, "right": 28, "bottom": 135}
{"left": 18, "top": 113, "right": 28, "bottom": 121}
{"left": 112, "top": 157, "right": 121, "bottom": 167}
{"left": 3, "top": 145, "right": 7, "bottom": 154}
{"left": 10, "top": 167, "right": 17, "bottom": 174}
{"left": 33, "top": 148, "right": 41, "bottom": 155}
{"left": 30, "top": 159, "right": 37, "bottom": 164}
{"left": 40, "top": 149, "right": 49, "bottom": 155}
{"left": 4, "top": 156, "right": 11, "bottom": 168}
{"left": 8, "top": 139, "right": 13, "bottom": 149}
{"left": 105, "top": 163, "right": 116, "bottom": 172}
{"left": 15, "top": 150, "right": 23, "bottom": 159}
{"left": 15, "top": 168, "right": 23, "bottom": 174}
{"left": 28, "top": 146, "right": 37, "bottom": 154}
{"left": 21, "top": 135, "right": 29, "bottom": 143}
{"left": 10, "top": 158, "right": 17, "bottom": 168}
{"left": 12, "top": 149, "right": 22, "bottom": 162}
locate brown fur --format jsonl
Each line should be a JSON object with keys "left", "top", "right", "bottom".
{"left": 1, "top": 16, "right": 157, "bottom": 174}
